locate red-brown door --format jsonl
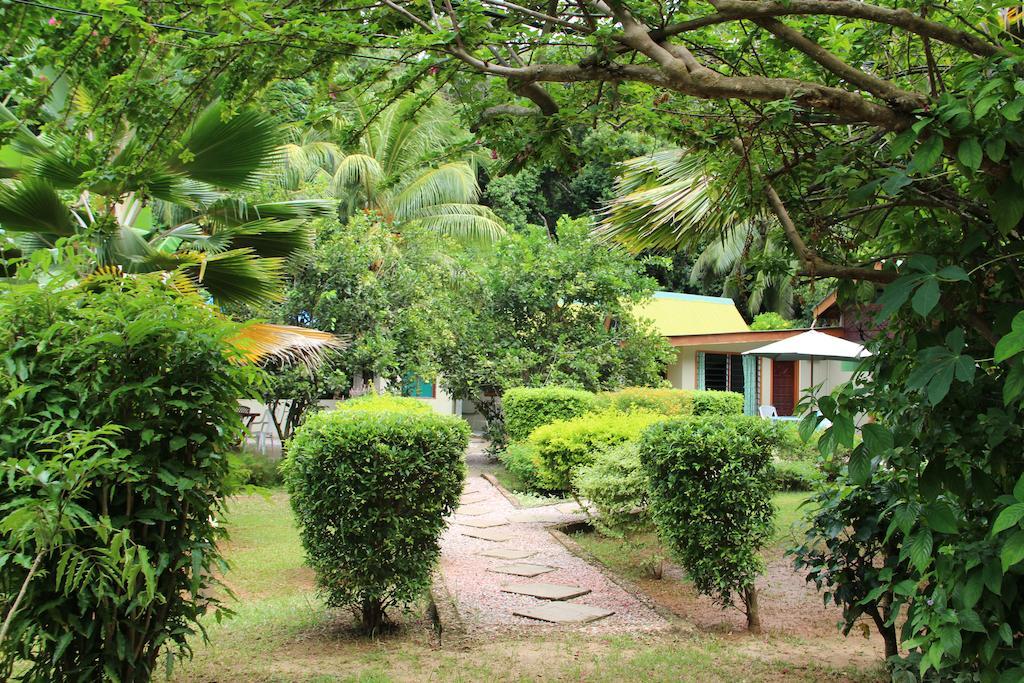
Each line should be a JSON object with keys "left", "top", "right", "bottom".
{"left": 772, "top": 360, "right": 797, "bottom": 416}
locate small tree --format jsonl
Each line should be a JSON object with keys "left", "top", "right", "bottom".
{"left": 283, "top": 396, "right": 467, "bottom": 633}
{"left": 639, "top": 417, "right": 779, "bottom": 632}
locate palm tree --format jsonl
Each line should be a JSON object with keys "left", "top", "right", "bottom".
{"left": 595, "top": 148, "right": 797, "bottom": 316}
{"left": 0, "top": 100, "right": 343, "bottom": 364}
{"left": 281, "top": 93, "right": 504, "bottom": 243}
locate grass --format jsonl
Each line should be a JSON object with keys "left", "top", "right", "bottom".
{"left": 169, "top": 491, "right": 883, "bottom": 682}
{"left": 489, "top": 466, "right": 568, "bottom": 508}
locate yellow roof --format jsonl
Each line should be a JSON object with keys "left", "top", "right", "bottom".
{"left": 636, "top": 292, "right": 749, "bottom": 337}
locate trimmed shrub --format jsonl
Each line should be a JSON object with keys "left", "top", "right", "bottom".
{"left": 595, "top": 387, "right": 693, "bottom": 416}
{"left": 284, "top": 405, "right": 467, "bottom": 632}
{"left": 690, "top": 390, "right": 744, "bottom": 415}
{"left": 574, "top": 442, "right": 650, "bottom": 537}
{"left": 497, "top": 443, "right": 557, "bottom": 492}
{"left": 228, "top": 449, "right": 285, "bottom": 489}
{"left": 0, "top": 274, "right": 256, "bottom": 680}
{"left": 770, "top": 459, "right": 823, "bottom": 491}
{"left": 530, "top": 409, "right": 664, "bottom": 492}
{"left": 338, "top": 393, "right": 433, "bottom": 414}
{"left": 503, "top": 386, "right": 597, "bottom": 442}
{"left": 639, "top": 416, "right": 780, "bottom": 632}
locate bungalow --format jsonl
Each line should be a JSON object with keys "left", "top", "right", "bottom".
{"left": 635, "top": 291, "right": 862, "bottom": 417}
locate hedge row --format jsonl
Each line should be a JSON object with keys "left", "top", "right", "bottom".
{"left": 503, "top": 387, "right": 596, "bottom": 442}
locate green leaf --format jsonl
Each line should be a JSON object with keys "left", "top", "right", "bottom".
{"left": 961, "top": 570, "right": 984, "bottom": 609}
{"left": 908, "top": 528, "right": 934, "bottom": 572}
{"left": 910, "top": 135, "right": 943, "bottom": 175}
{"left": 986, "top": 136, "right": 1006, "bottom": 163}
{"left": 957, "top": 138, "right": 983, "bottom": 170}
{"left": 1001, "top": 98, "right": 1024, "bottom": 121}
{"left": 876, "top": 275, "right": 922, "bottom": 321}
{"left": 1014, "top": 473, "right": 1024, "bottom": 502}
{"left": 848, "top": 445, "right": 872, "bottom": 484}
{"left": 994, "top": 312, "right": 1024, "bottom": 362}
{"left": 992, "top": 179, "right": 1024, "bottom": 234}
{"left": 798, "top": 412, "right": 821, "bottom": 443}
{"left": 861, "top": 423, "right": 893, "bottom": 456}
{"left": 912, "top": 278, "right": 941, "bottom": 316}
{"left": 1004, "top": 363, "right": 1024, "bottom": 405}
{"left": 993, "top": 503, "right": 1024, "bottom": 535}
{"left": 999, "top": 530, "right": 1024, "bottom": 571}
{"left": 924, "top": 502, "right": 958, "bottom": 534}
{"left": 935, "top": 265, "right": 969, "bottom": 281}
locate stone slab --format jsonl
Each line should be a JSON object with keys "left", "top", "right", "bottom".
{"left": 514, "top": 602, "right": 614, "bottom": 624}
{"left": 487, "top": 562, "right": 557, "bottom": 578}
{"left": 460, "top": 493, "right": 487, "bottom": 505}
{"left": 457, "top": 504, "right": 491, "bottom": 516}
{"left": 500, "top": 582, "right": 591, "bottom": 601}
{"left": 458, "top": 518, "right": 509, "bottom": 529}
{"left": 461, "top": 527, "right": 513, "bottom": 542}
{"left": 477, "top": 548, "right": 538, "bottom": 560}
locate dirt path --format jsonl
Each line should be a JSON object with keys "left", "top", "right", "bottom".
{"left": 436, "top": 439, "right": 670, "bottom": 633}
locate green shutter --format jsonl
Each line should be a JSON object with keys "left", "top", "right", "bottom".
{"left": 742, "top": 355, "right": 758, "bottom": 416}
{"left": 696, "top": 352, "right": 706, "bottom": 390}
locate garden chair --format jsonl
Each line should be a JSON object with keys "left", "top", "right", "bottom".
{"left": 758, "top": 405, "right": 779, "bottom": 419}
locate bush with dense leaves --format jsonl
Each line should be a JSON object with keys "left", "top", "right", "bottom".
{"left": 0, "top": 273, "right": 257, "bottom": 681}
{"left": 497, "top": 443, "right": 558, "bottom": 492}
{"left": 770, "top": 459, "right": 822, "bottom": 491}
{"left": 595, "top": 387, "right": 692, "bottom": 415}
{"left": 228, "top": 449, "right": 285, "bottom": 489}
{"left": 337, "top": 392, "right": 434, "bottom": 414}
{"left": 529, "top": 409, "right": 664, "bottom": 492}
{"left": 573, "top": 442, "right": 650, "bottom": 537}
{"left": 283, "top": 404, "right": 467, "bottom": 632}
{"left": 690, "top": 390, "right": 744, "bottom": 415}
{"left": 639, "top": 416, "right": 779, "bottom": 631}
{"left": 503, "top": 386, "right": 597, "bottom": 442}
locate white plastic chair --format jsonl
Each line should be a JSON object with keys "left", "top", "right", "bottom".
{"left": 758, "top": 405, "right": 779, "bottom": 419}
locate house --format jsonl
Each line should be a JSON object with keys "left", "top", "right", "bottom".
{"left": 635, "top": 291, "right": 862, "bottom": 417}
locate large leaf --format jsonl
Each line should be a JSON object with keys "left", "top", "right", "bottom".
{"left": 407, "top": 203, "right": 505, "bottom": 243}
{"left": 0, "top": 178, "right": 76, "bottom": 235}
{"left": 226, "top": 219, "right": 315, "bottom": 258}
{"left": 226, "top": 322, "right": 347, "bottom": 368}
{"left": 176, "top": 248, "right": 286, "bottom": 305}
{"left": 204, "top": 198, "right": 336, "bottom": 228}
{"left": 388, "top": 162, "right": 479, "bottom": 221}
{"left": 174, "top": 102, "right": 284, "bottom": 190}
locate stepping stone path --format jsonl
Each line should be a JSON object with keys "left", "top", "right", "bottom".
{"left": 458, "top": 518, "right": 509, "bottom": 529}
{"left": 438, "top": 437, "right": 669, "bottom": 633}
{"left": 514, "top": 602, "right": 615, "bottom": 624}
{"left": 501, "top": 582, "right": 591, "bottom": 600}
{"left": 487, "top": 563, "right": 558, "bottom": 578}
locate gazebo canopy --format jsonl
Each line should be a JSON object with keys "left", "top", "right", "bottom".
{"left": 741, "top": 329, "right": 871, "bottom": 362}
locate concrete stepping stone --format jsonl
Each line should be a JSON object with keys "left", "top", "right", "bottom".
{"left": 500, "top": 582, "right": 591, "bottom": 601}
{"left": 487, "top": 562, "right": 557, "bottom": 578}
{"left": 461, "top": 527, "right": 513, "bottom": 542}
{"left": 457, "top": 504, "right": 491, "bottom": 516}
{"left": 514, "top": 602, "right": 614, "bottom": 624}
{"left": 460, "top": 493, "right": 487, "bottom": 505}
{"left": 477, "top": 548, "right": 537, "bottom": 560}
{"left": 458, "top": 518, "right": 509, "bottom": 529}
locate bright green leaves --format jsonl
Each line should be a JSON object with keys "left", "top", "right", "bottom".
{"left": 906, "top": 329, "right": 976, "bottom": 405}
{"left": 994, "top": 312, "right": 1024, "bottom": 405}
{"left": 909, "top": 134, "right": 944, "bottom": 175}
{"left": 905, "top": 528, "right": 934, "bottom": 573}
{"left": 957, "top": 138, "right": 983, "bottom": 171}
{"left": 876, "top": 256, "right": 969, "bottom": 321}
{"left": 991, "top": 475, "right": 1024, "bottom": 571}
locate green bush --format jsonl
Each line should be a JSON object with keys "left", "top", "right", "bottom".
{"left": 497, "top": 443, "right": 557, "bottom": 492}
{"left": 284, "top": 405, "right": 467, "bottom": 632}
{"left": 690, "top": 390, "right": 744, "bottom": 415}
{"left": 530, "top": 409, "right": 664, "bottom": 492}
{"left": 228, "top": 449, "right": 284, "bottom": 489}
{"left": 338, "top": 393, "right": 434, "bottom": 414}
{"left": 503, "top": 386, "right": 597, "bottom": 442}
{"left": 574, "top": 442, "right": 650, "bottom": 537}
{"left": 0, "top": 273, "right": 256, "bottom": 680}
{"left": 595, "top": 387, "right": 693, "bottom": 416}
{"left": 639, "top": 416, "right": 780, "bottom": 632}
{"left": 749, "top": 312, "right": 796, "bottom": 330}
{"left": 770, "top": 459, "right": 822, "bottom": 491}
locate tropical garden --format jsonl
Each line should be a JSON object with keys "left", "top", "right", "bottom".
{"left": 2, "top": 0, "right": 1024, "bottom": 680}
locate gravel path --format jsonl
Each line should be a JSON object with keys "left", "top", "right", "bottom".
{"left": 437, "top": 440, "right": 670, "bottom": 634}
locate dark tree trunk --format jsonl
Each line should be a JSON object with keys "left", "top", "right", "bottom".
{"left": 360, "top": 597, "right": 386, "bottom": 635}
{"left": 743, "top": 586, "right": 762, "bottom": 633}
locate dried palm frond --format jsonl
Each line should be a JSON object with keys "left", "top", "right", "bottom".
{"left": 226, "top": 322, "right": 348, "bottom": 368}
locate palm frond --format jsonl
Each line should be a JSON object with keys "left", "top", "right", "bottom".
{"left": 330, "top": 153, "right": 383, "bottom": 199}
{"left": 407, "top": 203, "right": 505, "bottom": 242}
{"left": 389, "top": 162, "right": 479, "bottom": 222}
{"left": 595, "top": 149, "right": 751, "bottom": 253}
{"left": 205, "top": 199, "right": 336, "bottom": 227}
{"left": 174, "top": 102, "right": 284, "bottom": 190}
{"left": 226, "top": 218, "right": 315, "bottom": 258}
{"left": 176, "top": 248, "right": 286, "bottom": 305}
{"left": 147, "top": 174, "right": 223, "bottom": 209}
{"left": 226, "top": 322, "right": 347, "bottom": 368}
{"left": 0, "top": 178, "right": 76, "bottom": 234}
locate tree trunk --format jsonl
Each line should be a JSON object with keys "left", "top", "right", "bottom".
{"left": 360, "top": 597, "right": 386, "bottom": 635}
{"left": 743, "top": 586, "right": 762, "bottom": 633}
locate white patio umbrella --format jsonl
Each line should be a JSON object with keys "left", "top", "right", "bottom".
{"left": 742, "top": 329, "right": 871, "bottom": 399}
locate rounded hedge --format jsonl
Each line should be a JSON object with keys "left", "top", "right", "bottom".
{"left": 284, "top": 406, "right": 467, "bottom": 632}
{"left": 638, "top": 416, "right": 779, "bottom": 631}
{"left": 529, "top": 409, "right": 664, "bottom": 492}
{"left": 594, "top": 387, "right": 694, "bottom": 415}
{"left": 503, "top": 386, "right": 597, "bottom": 443}
{"left": 337, "top": 393, "right": 434, "bottom": 414}
{"left": 690, "top": 390, "right": 744, "bottom": 415}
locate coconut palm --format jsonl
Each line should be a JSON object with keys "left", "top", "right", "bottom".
{"left": 281, "top": 93, "right": 504, "bottom": 243}
{"left": 0, "top": 100, "right": 343, "bottom": 364}
{"left": 596, "top": 148, "right": 797, "bottom": 316}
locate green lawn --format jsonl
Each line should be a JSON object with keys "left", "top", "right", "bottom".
{"left": 169, "top": 492, "right": 882, "bottom": 682}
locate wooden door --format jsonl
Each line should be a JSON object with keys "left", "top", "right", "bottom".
{"left": 772, "top": 360, "right": 797, "bottom": 416}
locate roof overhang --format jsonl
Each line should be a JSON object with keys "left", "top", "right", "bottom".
{"left": 666, "top": 327, "right": 846, "bottom": 347}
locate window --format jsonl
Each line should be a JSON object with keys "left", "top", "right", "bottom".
{"left": 702, "top": 353, "right": 745, "bottom": 394}
{"left": 401, "top": 375, "right": 434, "bottom": 398}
